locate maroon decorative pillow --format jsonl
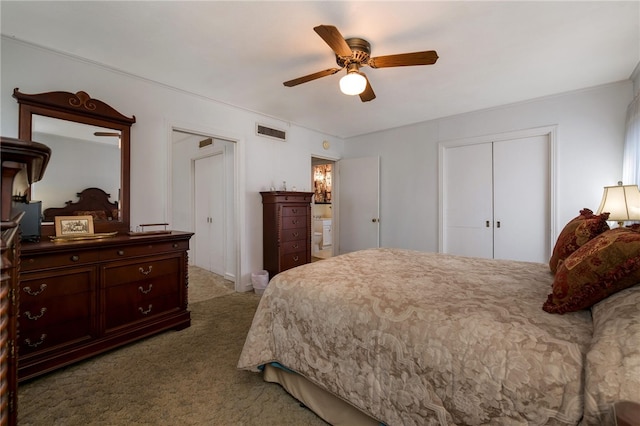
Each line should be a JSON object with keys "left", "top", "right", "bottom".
{"left": 543, "top": 226, "right": 640, "bottom": 314}
{"left": 549, "top": 208, "right": 610, "bottom": 273}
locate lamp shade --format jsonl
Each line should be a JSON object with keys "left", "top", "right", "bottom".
{"left": 339, "top": 72, "right": 367, "bottom": 96}
{"left": 596, "top": 183, "right": 640, "bottom": 225}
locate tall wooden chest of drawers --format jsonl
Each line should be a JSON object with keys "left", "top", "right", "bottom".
{"left": 18, "top": 231, "right": 193, "bottom": 381}
{"left": 260, "top": 191, "right": 313, "bottom": 279}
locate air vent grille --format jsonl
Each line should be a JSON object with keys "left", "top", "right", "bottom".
{"left": 256, "top": 124, "right": 287, "bottom": 141}
{"left": 199, "top": 138, "right": 213, "bottom": 148}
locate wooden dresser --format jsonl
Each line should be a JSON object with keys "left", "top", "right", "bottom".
{"left": 260, "top": 191, "right": 313, "bottom": 279}
{"left": 1, "top": 136, "right": 51, "bottom": 426}
{"left": 18, "top": 231, "right": 192, "bottom": 381}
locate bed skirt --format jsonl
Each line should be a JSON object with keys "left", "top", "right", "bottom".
{"left": 263, "top": 363, "right": 381, "bottom": 426}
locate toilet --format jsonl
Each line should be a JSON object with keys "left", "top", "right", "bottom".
{"left": 313, "top": 232, "right": 323, "bottom": 253}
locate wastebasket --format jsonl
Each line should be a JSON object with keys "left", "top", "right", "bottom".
{"left": 251, "top": 270, "right": 269, "bottom": 295}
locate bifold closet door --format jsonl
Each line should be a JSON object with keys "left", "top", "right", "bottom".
{"left": 194, "top": 153, "right": 225, "bottom": 275}
{"left": 443, "top": 135, "right": 549, "bottom": 263}
{"left": 443, "top": 143, "right": 494, "bottom": 258}
{"left": 493, "top": 135, "right": 549, "bottom": 263}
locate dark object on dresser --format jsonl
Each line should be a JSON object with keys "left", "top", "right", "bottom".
{"left": 18, "top": 231, "right": 193, "bottom": 381}
{"left": 260, "top": 191, "right": 313, "bottom": 279}
{"left": 1, "top": 136, "right": 51, "bottom": 426}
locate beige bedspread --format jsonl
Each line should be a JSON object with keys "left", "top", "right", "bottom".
{"left": 237, "top": 248, "right": 595, "bottom": 425}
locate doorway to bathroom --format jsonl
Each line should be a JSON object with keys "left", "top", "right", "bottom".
{"left": 312, "top": 157, "right": 335, "bottom": 261}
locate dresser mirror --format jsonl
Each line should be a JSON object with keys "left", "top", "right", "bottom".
{"left": 13, "top": 88, "right": 136, "bottom": 236}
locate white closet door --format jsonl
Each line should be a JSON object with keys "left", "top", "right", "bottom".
{"left": 443, "top": 143, "right": 493, "bottom": 258}
{"left": 194, "top": 154, "right": 225, "bottom": 275}
{"left": 493, "top": 135, "right": 549, "bottom": 263}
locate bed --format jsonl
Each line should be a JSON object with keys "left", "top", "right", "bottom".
{"left": 238, "top": 213, "right": 640, "bottom": 425}
{"left": 42, "top": 187, "right": 119, "bottom": 222}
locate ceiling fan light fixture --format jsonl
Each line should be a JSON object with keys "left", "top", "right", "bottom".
{"left": 339, "top": 70, "right": 367, "bottom": 96}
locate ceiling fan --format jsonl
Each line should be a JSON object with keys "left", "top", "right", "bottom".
{"left": 283, "top": 25, "right": 439, "bottom": 102}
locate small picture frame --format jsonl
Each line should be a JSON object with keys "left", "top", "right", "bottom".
{"left": 55, "top": 215, "right": 95, "bottom": 237}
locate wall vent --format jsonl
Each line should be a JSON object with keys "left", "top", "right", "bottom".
{"left": 256, "top": 123, "right": 287, "bottom": 141}
{"left": 199, "top": 138, "right": 213, "bottom": 148}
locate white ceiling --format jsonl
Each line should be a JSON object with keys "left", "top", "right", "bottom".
{"left": 2, "top": 1, "right": 638, "bottom": 139}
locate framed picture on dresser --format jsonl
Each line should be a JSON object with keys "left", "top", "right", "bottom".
{"left": 54, "top": 215, "right": 94, "bottom": 236}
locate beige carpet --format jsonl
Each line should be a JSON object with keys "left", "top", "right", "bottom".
{"left": 17, "top": 266, "right": 328, "bottom": 425}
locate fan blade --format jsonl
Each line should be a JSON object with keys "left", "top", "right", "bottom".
{"left": 283, "top": 68, "right": 342, "bottom": 87}
{"left": 359, "top": 74, "right": 376, "bottom": 102}
{"left": 369, "top": 50, "right": 439, "bottom": 68}
{"left": 313, "top": 25, "right": 353, "bottom": 57}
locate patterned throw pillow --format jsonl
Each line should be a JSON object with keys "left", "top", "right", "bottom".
{"left": 549, "top": 208, "right": 610, "bottom": 273}
{"left": 543, "top": 226, "right": 640, "bottom": 314}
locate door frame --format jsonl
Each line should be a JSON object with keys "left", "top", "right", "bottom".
{"left": 168, "top": 122, "right": 246, "bottom": 292}
{"left": 311, "top": 153, "right": 340, "bottom": 257}
{"left": 438, "top": 125, "right": 558, "bottom": 255}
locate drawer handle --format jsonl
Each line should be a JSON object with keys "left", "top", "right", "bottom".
{"left": 139, "top": 304, "right": 153, "bottom": 315}
{"left": 118, "top": 250, "right": 125, "bottom": 256}
{"left": 25, "top": 334, "right": 47, "bottom": 348}
{"left": 24, "top": 308, "right": 47, "bottom": 321}
{"left": 292, "top": 219, "right": 299, "bottom": 225}
{"left": 139, "top": 266, "right": 153, "bottom": 275}
{"left": 292, "top": 243, "right": 299, "bottom": 249}
{"left": 70, "top": 255, "right": 80, "bottom": 262}
{"left": 292, "top": 232, "right": 299, "bottom": 238}
{"left": 23, "top": 284, "right": 47, "bottom": 296}
{"left": 291, "top": 208, "right": 298, "bottom": 214}
{"left": 173, "top": 243, "right": 178, "bottom": 248}
{"left": 293, "top": 255, "right": 299, "bottom": 262}
{"left": 138, "top": 284, "right": 153, "bottom": 294}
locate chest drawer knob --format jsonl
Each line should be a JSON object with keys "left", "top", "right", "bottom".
{"left": 138, "top": 284, "right": 153, "bottom": 294}
{"left": 24, "top": 308, "right": 47, "bottom": 321}
{"left": 138, "top": 304, "right": 153, "bottom": 315}
{"left": 70, "top": 255, "right": 80, "bottom": 262}
{"left": 292, "top": 231, "right": 300, "bottom": 238}
{"left": 24, "top": 334, "right": 47, "bottom": 348}
{"left": 173, "top": 243, "right": 178, "bottom": 248}
{"left": 117, "top": 250, "right": 125, "bottom": 256}
{"left": 139, "top": 265, "right": 153, "bottom": 275}
{"left": 23, "top": 284, "right": 47, "bottom": 296}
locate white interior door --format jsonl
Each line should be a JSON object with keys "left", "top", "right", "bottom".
{"left": 336, "top": 156, "right": 380, "bottom": 254}
{"left": 194, "top": 154, "right": 225, "bottom": 274}
{"left": 493, "top": 135, "right": 549, "bottom": 263}
{"left": 443, "top": 143, "right": 493, "bottom": 258}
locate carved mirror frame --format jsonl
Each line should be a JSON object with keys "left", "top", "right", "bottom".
{"left": 13, "top": 88, "right": 136, "bottom": 236}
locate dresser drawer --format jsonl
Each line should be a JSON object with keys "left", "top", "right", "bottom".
{"left": 21, "top": 250, "right": 100, "bottom": 272}
{"left": 282, "top": 205, "right": 307, "bottom": 217}
{"left": 281, "top": 228, "right": 308, "bottom": 243}
{"left": 280, "top": 251, "right": 307, "bottom": 271}
{"left": 103, "top": 256, "right": 181, "bottom": 287}
{"left": 104, "top": 281, "right": 180, "bottom": 330}
{"left": 282, "top": 216, "right": 307, "bottom": 230}
{"left": 19, "top": 316, "right": 94, "bottom": 356}
{"left": 20, "top": 267, "right": 94, "bottom": 301}
{"left": 99, "top": 240, "right": 189, "bottom": 261}
{"left": 281, "top": 240, "right": 306, "bottom": 254}
{"left": 20, "top": 290, "right": 94, "bottom": 334}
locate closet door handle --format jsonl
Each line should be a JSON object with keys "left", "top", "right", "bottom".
{"left": 496, "top": 221, "right": 501, "bottom": 228}
{"left": 486, "top": 220, "right": 490, "bottom": 227}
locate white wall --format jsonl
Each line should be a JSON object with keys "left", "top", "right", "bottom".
{"left": 1, "top": 37, "right": 344, "bottom": 290}
{"left": 2, "top": 36, "right": 634, "bottom": 283}
{"left": 344, "top": 81, "right": 633, "bottom": 252}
